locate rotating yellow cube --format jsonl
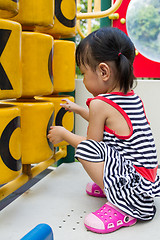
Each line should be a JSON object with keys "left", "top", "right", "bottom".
{"left": 0, "top": 0, "right": 19, "bottom": 18}
{"left": 53, "top": 40, "right": 75, "bottom": 93}
{"left": 10, "top": 0, "right": 54, "bottom": 29}
{"left": 0, "top": 19, "right": 22, "bottom": 100}
{"left": 37, "top": 0, "right": 76, "bottom": 38}
{"left": 0, "top": 103, "right": 21, "bottom": 184}
{"left": 36, "top": 95, "right": 74, "bottom": 147}
{"left": 4, "top": 99, "right": 54, "bottom": 164}
{"left": 21, "top": 32, "right": 54, "bottom": 97}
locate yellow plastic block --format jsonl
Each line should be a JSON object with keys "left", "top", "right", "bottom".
{"left": 0, "top": 19, "right": 22, "bottom": 100}
{"left": 0, "top": 103, "right": 21, "bottom": 184}
{"left": 53, "top": 40, "right": 75, "bottom": 93}
{"left": 21, "top": 32, "right": 54, "bottom": 97}
{"left": 0, "top": 0, "right": 19, "bottom": 18}
{"left": 37, "top": 0, "right": 76, "bottom": 38}
{"left": 4, "top": 99, "right": 54, "bottom": 164}
{"left": 36, "top": 95, "right": 74, "bottom": 147}
{"left": 10, "top": 0, "right": 54, "bottom": 29}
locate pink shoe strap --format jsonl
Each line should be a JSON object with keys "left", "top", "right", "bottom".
{"left": 86, "top": 182, "right": 106, "bottom": 198}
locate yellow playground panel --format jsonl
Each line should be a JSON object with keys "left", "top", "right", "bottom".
{"left": 0, "top": 19, "right": 22, "bottom": 99}
{"left": 36, "top": 95, "right": 74, "bottom": 147}
{"left": 0, "top": 0, "right": 19, "bottom": 18}
{"left": 0, "top": 0, "right": 123, "bottom": 201}
{"left": 53, "top": 40, "right": 75, "bottom": 93}
{"left": 0, "top": 104, "right": 21, "bottom": 184}
{"left": 10, "top": 0, "right": 54, "bottom": 30}
{"left": 37, "top": 0, "right": 77, "bottom": 38}
{"left": 21, "top": 32, "right": 54, "bottom": 97}
{"left": 4, "top": 99, "right": 55, "bottom": 164}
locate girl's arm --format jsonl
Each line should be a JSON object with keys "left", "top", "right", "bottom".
{"left": 47, "top": 126, "right": 86, "bottom": 148}
{"left": 87, "top": 99, "right": 107, "bottom": 141}
{"left": 60, "top": 99, "right": 89, "bottom": 121}
{"left": 47, "top": 99, "right": 107, "bottom": 148}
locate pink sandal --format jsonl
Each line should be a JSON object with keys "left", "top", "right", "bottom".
{"left": 84, "top": 202, "right": 137, "bottom": 234}
{"left": 86, "top": 182, "right": 106, "bottom": 198}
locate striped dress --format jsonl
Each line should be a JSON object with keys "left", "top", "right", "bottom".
{"left": 75, "top": 91, "right": 160, "bottom": 220}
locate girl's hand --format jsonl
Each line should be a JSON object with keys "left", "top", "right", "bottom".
{"left": 60, "top": 99, "right": 80, "bottom": 113}
{"left": 47, "top": 126, "right": 65, "bottom": 145}
{"left": 48, "top": 126, "right": 86, "bottom": 148}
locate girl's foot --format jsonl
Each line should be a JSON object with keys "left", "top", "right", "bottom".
{"left": 86, "top": 182, "right": 106, "bottom": 198}
{"left": 84, "top": 202, "right": 137, "bottom": 234}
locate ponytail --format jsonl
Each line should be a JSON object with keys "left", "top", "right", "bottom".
{"left": 117, "top": 54, "right": 134, "bottom": 94}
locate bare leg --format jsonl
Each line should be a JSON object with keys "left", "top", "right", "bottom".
{"left": 78, "top": 158, "right": 104, "bottom": 190}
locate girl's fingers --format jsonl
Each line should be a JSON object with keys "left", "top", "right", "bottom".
{"left": 61, "top": 99, "right": 69, "bottom": 105}
{"left": 61, "top": 98, "right": 69, "bottom": 102}
{"left": 60, "top": 103, "right": 65, "bottom": 107}
{"left": 60, "top": 102, "right": 72, "bottom": 112}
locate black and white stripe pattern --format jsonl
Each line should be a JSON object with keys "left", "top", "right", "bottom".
{"left": 75, "top": 92, "right": 160, "bottom": 220}
{"left": 102, "top": 93, "right": 157, "bottom": 168}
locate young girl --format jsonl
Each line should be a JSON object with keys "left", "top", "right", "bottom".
{"left": 48, "top": 27, "right": 160, "bottom": 234}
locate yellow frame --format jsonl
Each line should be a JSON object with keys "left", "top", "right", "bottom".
{"left": 76, "top": 0, "right": 123, "bottom": 38}
{"left": 0, "top": 147, "right": 67, "bottom": 201}
{"left": 77, "top": 0, "right": 123, "bottom": 19}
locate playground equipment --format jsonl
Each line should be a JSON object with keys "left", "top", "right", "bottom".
{"left": 36, "top": 95, "right": 74, "bottom": 147}
{"left": 38, "top": 0, "right": 77, "bottom": 38}
{"left": 77, "top": 0, "right": 123, "bottom": 38}
{"left": 0, "top": 19, "right": 22, "bottom": 99}
{"left": 21, "top": 32, "right": 54, "bottom": 97}
{"left": 0, "top": 1, "right": 160, "bottom": 239}
{"left": 77, "top": 0, "right": 122, "bottom": 19}
{"left": 77, "top": 0, "right": 160, "bottom": 77}
{"left": 0, "top": 0, "right": 159, "bottom": 208}
{"left": 52, "top": 40, "right": 75, "bottom": 93}
{"left": 0, "top": 104, "right": 21, "bottom": 184}
{"left": 0, "top": 0, "right": 19, "bottom": 18}
{"left": 0, "top": 0, "right": 76, "bottom": 197}
{"left": 10, "top": 0, "right": 54, "bottom": 30}
{"left": 112, "top": 0, "right": 160, "bottom": 77}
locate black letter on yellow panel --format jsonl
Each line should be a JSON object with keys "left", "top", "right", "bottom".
{"left": 47, "top": 111, "right": 54, "bottom": 150}
{"left": 0, "top": 29, "right": 13, "bottom": 90}
{"left": 0, "top": 116, "right": 22, "bottom": 171}
{"left": 11, "top": 0, "right": 19, "bottom": 2}
{"left": 55, "top": 0, "right": 76, "bottom": 27}
{"left": 55, "top": 107, "right": 68, "bottom": 126}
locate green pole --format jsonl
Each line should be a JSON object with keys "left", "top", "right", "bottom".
{"left": 100, "top": 0, "right": 111, "bottom": 27}
{"left": 57, "top": 37, "right": 76, "bottom": 165}
{"left": 58, "top": 89, "right": 75, "bottom": 165}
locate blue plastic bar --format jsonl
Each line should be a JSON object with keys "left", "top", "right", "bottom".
{"left": 20, "top": 223, "right": 54, "bottom": 240}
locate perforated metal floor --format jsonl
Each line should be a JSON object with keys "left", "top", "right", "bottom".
{"left": 0, "top": 162, "right": 160, "bottom": 240}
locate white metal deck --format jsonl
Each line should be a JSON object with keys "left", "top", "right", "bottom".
{"left": 0, "top": 162, "right": 160, "bottom": 240}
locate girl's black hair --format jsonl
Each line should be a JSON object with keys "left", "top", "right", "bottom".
{"left": 76, "top": 27, "right": 136, "bottom": 94}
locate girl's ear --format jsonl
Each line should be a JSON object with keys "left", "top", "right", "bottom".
{"left": 98, "top": 63, "right": 110, "bottom": 81}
